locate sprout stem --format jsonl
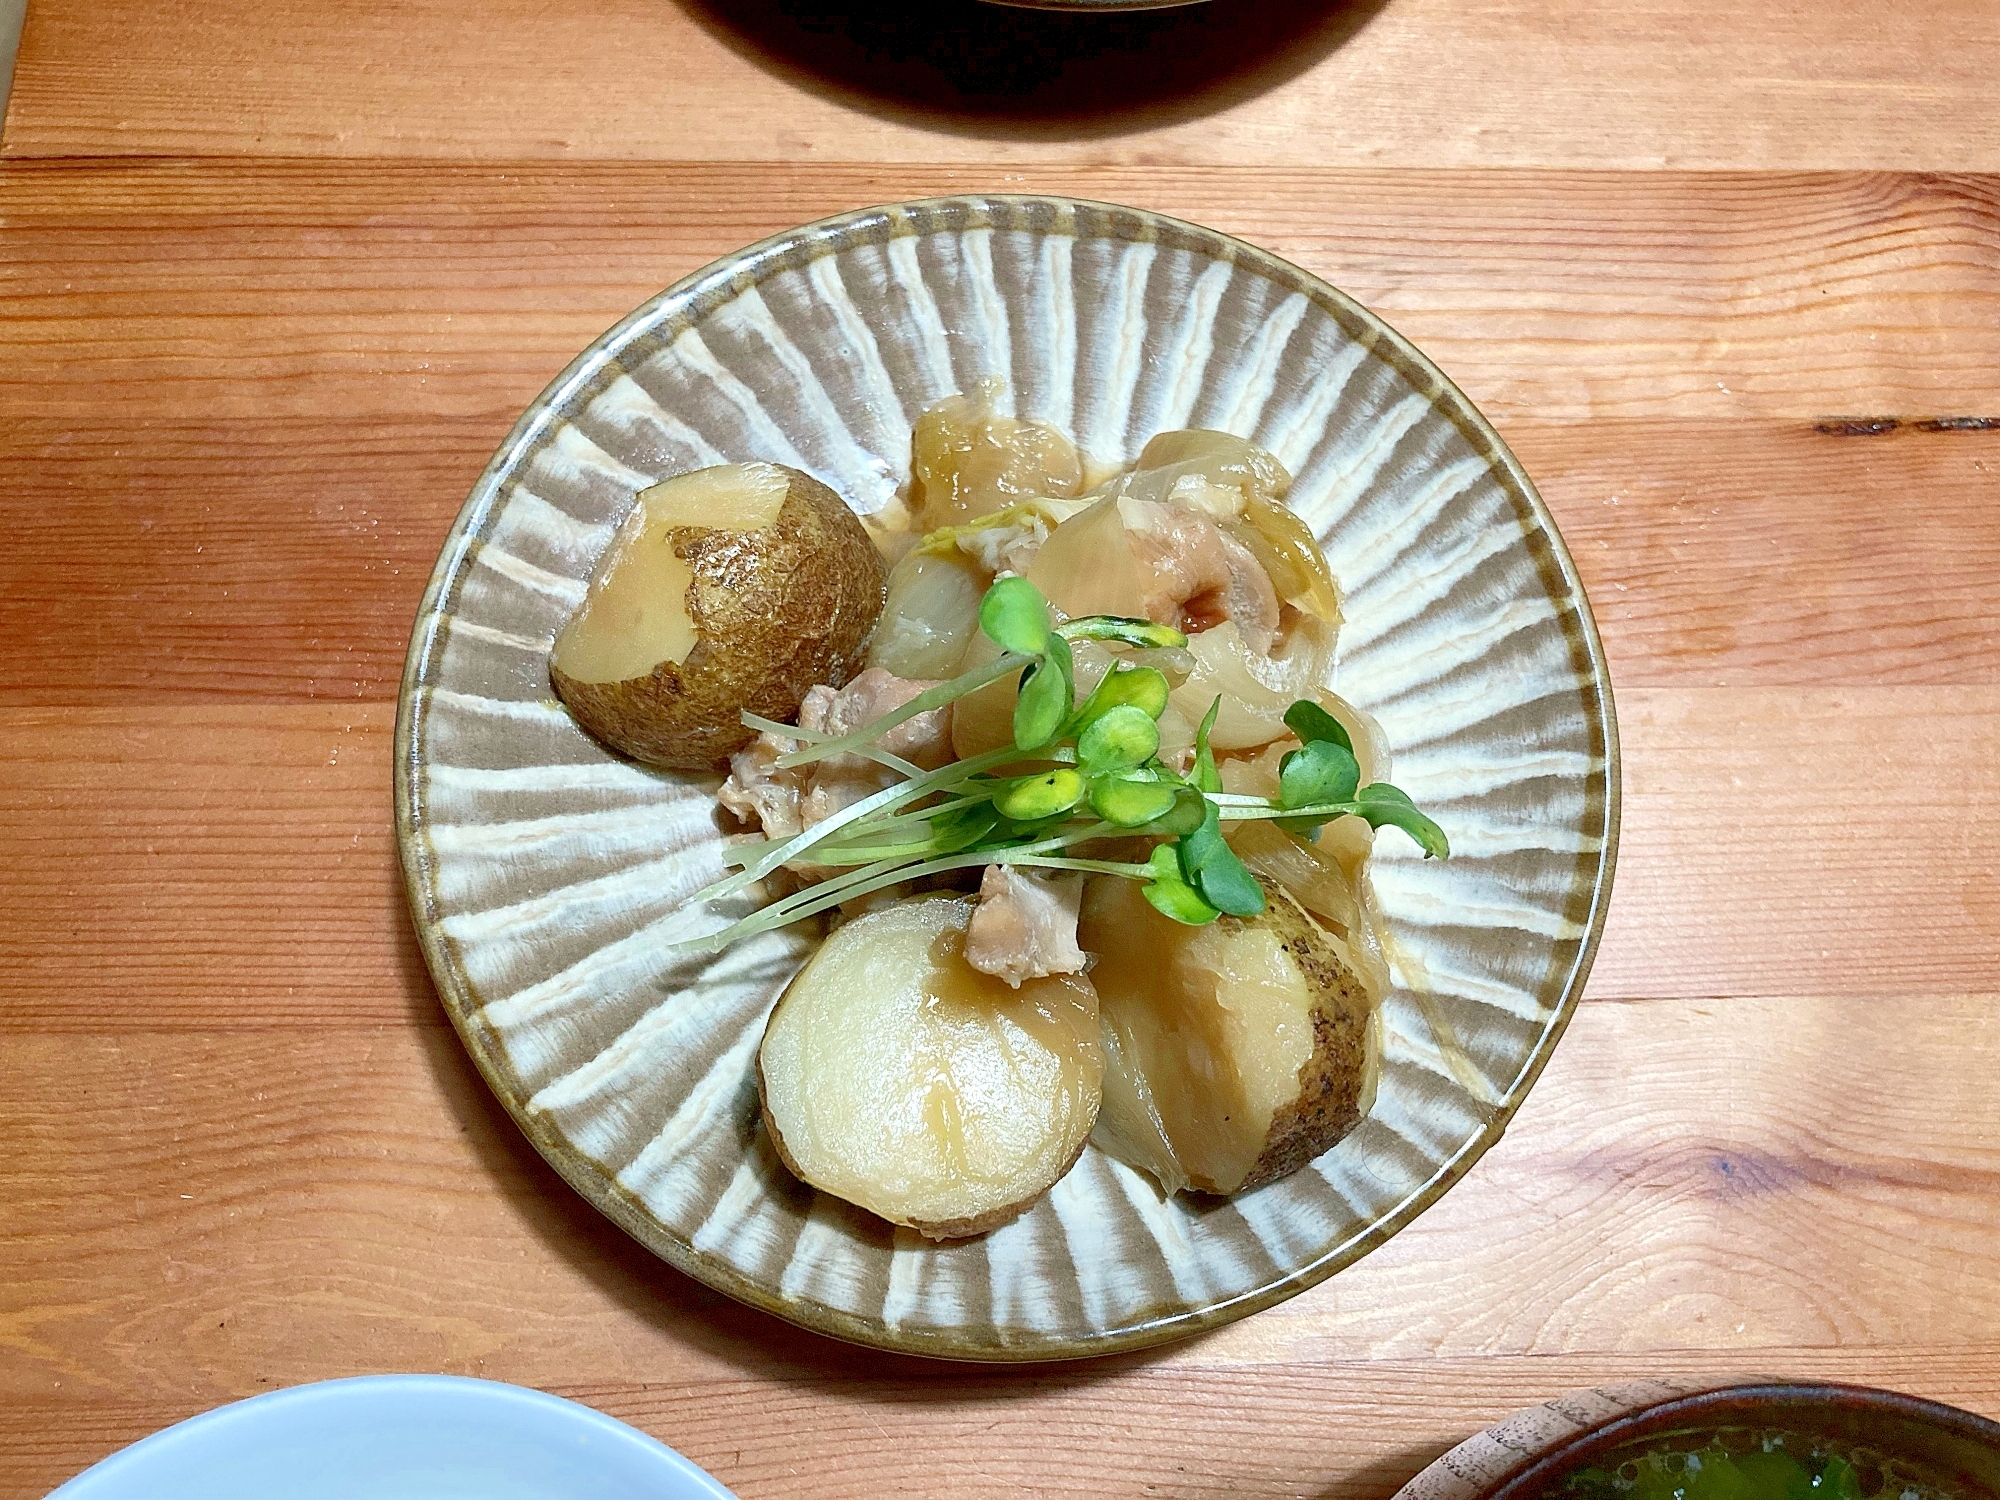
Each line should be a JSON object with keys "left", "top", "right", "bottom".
{"left": 740, "top": 712, "right": 925, "bottom": 779}
{"left": 771, "top": 654, "right": 1030, "bottom": 771}
{"left": 1001, "top": 855, "right": 1156, "bottom": 879}
{"left": 739, "top": 712, "right": 833, "bottom": 743}
{"left": 696, "top": 744, "right": 1025, "bottom": 902}
{"left": 672, "top": 578, "right": 1448, "bottom": 941}
{"left": 680, "top": 822, "right": 1117, "bottom": 951}
{"left": 806, "top": 793, "right": 991, "bottom": 847}
{"left": 1211, "top": 797, "right": 1352, "bottom": 821}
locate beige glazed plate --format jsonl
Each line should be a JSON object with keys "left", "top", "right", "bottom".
{"left": 395, "top": 195, "right": 1619, "bottom": 1360}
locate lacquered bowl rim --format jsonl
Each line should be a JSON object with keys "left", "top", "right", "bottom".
{"left": 393, "top": 192, "right": 1622, "bottom": 1362}
{"left": 1484, "top": 1384, "right": 2000, "bottom": 1500}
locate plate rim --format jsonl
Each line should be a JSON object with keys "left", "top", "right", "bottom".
{"left": 47, "top": 1373, "right": 737, "bottom": 1498}
{"left": 393, "top": 192, "right": 1622, "bottom": 1362}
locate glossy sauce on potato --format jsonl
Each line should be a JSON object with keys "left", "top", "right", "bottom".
{"left": 759, "top": 897, "right": 1103, "bottom": 1239}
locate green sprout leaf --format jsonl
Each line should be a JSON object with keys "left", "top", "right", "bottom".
{"left": 1351, "top": 782, "right": 1450, "bottom": 858}
{"left": 1192, "top": 696, "right": 1223, "bottom": 795}
{"left": 1044, "top": 628, "right": 1076, "bottom": 700}
{"left": 1815, "top": 1458, "right": 1863, "bottom": 1500}
{"left": 1088, "top": 775, "right": 1179, "bottom": 828}
{"left": 1077, "top": 704, "right": 1160, "bottom": 775}
{"left": 1178, "top": 800, "right": 1225, "bottom": 873}
{"left": 979, "top": 575, "right": 1052, "bottom": 656}
{"left": 1283, "top": 699, "right": 1353, "bottom": 755}
{"left": 929, "top": 802, "right": 1000, "bottom": 854}
{"left": 1273, "top": 733, "right": 1358, "bottom": 837}
{"left": 1141, "top": 844, "right": 1221, "bottom": 925}
{"left": 1134, "top": 785, "right": 1209, "bottom": 836}
{"left": 666, "top": 573, "right": 1452, "bottom": 956}
{"left": 1059, "top": 615, "right": 1188, "bottom": 650}
{"left": 1278, "top": 737, "right": 1360, "bottom": 810}
{"left": 1072, "top": 662, "right": 1171, "bottom": 728}
{"left": 1178, "top": 802, "right": 1265, "bottom": 916}
{"left": 1198, "top": 852, "right": 1266, "bottom": 917}
{"left": 1012, "top": 658, "right": 1070, "bottom": 750}
{"left": 994, "top": 768, "right": 1085, "bottom": 822}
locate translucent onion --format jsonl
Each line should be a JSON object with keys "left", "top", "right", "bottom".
{"left": 1232, "top": 498, "right": 1343, "bottom": 626}
{"left": 1344, "top": 873, "right": 1395, "bottom": 1004}
{"left": 1167, "top": 615, "right": 1339, "bottom": 752}
{"left": 1227, "top": 820, "right": 1364, "bottom": 940}
{"left": 1316, "top": 687, "right": 1392, "bottom": 786}
{"left": 1091, "top": 1018, "right": 1191, "bottom": 1196}
{"left": 909, "top": 384, "right": 1084, "bottom": 530}
{"left": 1024, "top": 493, "right": 1153, "bottom": 621}
{"left": 1217, "top": 740, "right": 1286, "bottom": 801}
{"left": 1129, "top": 429, "right": 1291, "bottom": 505}
{"left": 1154, "top": 703, "right": 1196, "bottom": 767}
{"left": 1316, "top": 813, "right": 1377, "bottom": 887}
{"left": 867, "top": 549, "right": 986, "bottom": 679}
{"left": 947, "top": 629, "right": 1021, "bottom": 759}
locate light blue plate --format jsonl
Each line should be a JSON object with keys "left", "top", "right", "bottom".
{"left": 48, "top": 1375, "right": 739, "bottom": 1500}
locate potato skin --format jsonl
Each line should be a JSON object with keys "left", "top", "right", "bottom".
{"left": 1235, "top": 881, "right": 1375, "bottom": 1191}
{"left": 551, "top": 467, "right": 885, "bottom": 770}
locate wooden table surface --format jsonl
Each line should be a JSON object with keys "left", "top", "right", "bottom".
{"left": 4, "top": 0, "right": 1998, "bottom": 1494}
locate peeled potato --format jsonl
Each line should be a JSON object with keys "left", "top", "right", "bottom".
{"left": 1079, "top": 874, "right": 1376, "bottom": 1196}
{"left": 550, "top": 463, "right": 885, "bottom": 769}
{"left": 758, "top": 896, "right": 1103, "bottom": 1239}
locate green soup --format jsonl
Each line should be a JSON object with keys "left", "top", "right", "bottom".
{"left": 1556, "top": 1437, "right": 1935, "bottom": 1500}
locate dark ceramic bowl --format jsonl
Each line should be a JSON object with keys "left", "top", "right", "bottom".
{"left": 1488, "top": 1386, "right": 2000, "bottom": 1500}
{"left": 976, "top": 0, "right": 1209, "bottom": 10}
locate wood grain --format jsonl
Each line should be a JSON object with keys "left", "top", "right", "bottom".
{"left": 6, "top": 0, "right": 2000, "bottom": 1486}
{"left": 3, "top": 992, "right": 1996, "bottom": 1495}
{"left": 8, "top": 1352, "right": 2000, "bottom": 1500}
{"left": 4, "top": 163, "right": 1995, "bottom": 425}
{"left": 0, "top": 416, "right": 489, "bottom": 704}
{"left": 2, "top": 691, "right": 1994, "bottom": 1023}
{"left": 5, "top": 0, "right": 1998, "bottom": 169}
{"left": 3, "top": 163, "right": 1997, "bottom": 711}
{"left": 0, "top": 704, "right": 426, "bottom": 1029}
{"left": 1513, "top": 420, "right": 2000, "bottom": 688}
{"left": 5, "top": 412, "right": 1995, "bottom": 707}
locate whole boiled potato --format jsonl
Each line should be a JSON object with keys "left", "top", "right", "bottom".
{"left": 758, "top": 895, "right": 1103, "bottom": 1240}
{"left": 1079, "top": 873, "right": 1376, "bottom": 1196}
{"left": 549, "top": 463, "right": 885, "bottom": 770}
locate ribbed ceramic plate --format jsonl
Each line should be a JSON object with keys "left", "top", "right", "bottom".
{"left": 395, "top": 195, "right": 1618, "bottom": 1361}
